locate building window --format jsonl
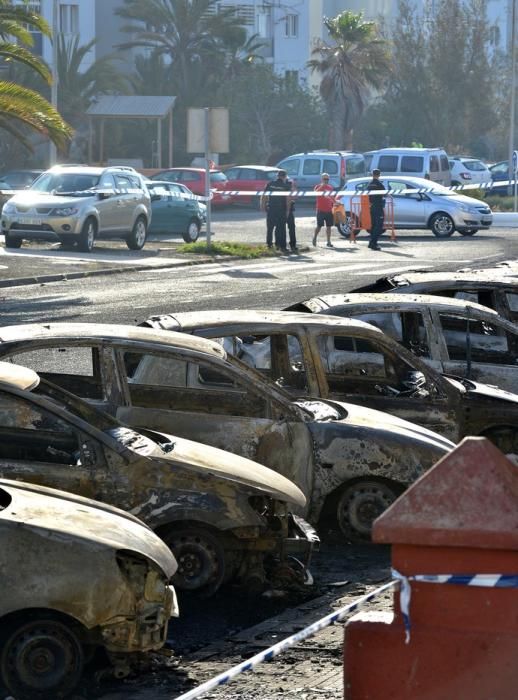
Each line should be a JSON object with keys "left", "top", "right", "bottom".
{"left": 257, "top": 6, "right": 272, "bottom": 38}
{"left": 284, "top": 14, "right": 299, "bottom": 38}
{"left": 59, "top": 4, "right": 79, "bottom": 35}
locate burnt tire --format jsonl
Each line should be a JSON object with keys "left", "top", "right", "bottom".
{"left": 430, "top": 212, "right": 455, "bottom": 238}
{"left": 126, "top": 215, "right": 147, "bottom": 250}
{"left": 182, "top": 219, "right": 200, "bottom": 243}
{"left": 4, "top": 231, "right": 22, "bottom": 249}
{"left": 164, "top": 526, "right": 226, "bottom": 597}
{"left": 336, "top": 480, "right": 399, "bottom": 542}
{"left": 78, "top": 218, "right": 96, "bottom": 253}
{"left": 0, "top": 617, "right": 84, "bottom": 699}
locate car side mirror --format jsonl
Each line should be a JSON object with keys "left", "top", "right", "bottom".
{"left": 150, "top": 193, "right": 162, "bottom": 202}
{"left": 98, "top": 190, "right": 112, "bottom": 200}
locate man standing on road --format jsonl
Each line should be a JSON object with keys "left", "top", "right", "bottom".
{"left": 366, "top": 169, "right": 386, "bottom": 251}
{"left": 312, "top": 173, "right": 334, "bottom": 248}
{"left": 261, "top": 169, "right": 290, "bottom": 253}
{"left": 286, "top": 177, "right": 298, "bottom": 253}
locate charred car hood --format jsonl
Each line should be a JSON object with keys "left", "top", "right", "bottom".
{"left": 449, "top": 377, "right": 518, "bottom": 405}
{"left": 302, "top": 399, "right": 454, "bottom": 452}
{"left": 152, "top": 432, "right": 306, "bottom": 509}
{"left": 0, "top": 479, "right": 177, "bottom": 578}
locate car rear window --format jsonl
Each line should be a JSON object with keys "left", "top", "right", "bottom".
{"left": 323, "top": 160, "right": 339, "bottom": 175}
{"left": 401, "top": 156, "right": 424, "bottom": 173}
{"left": 430, "top": 156, "right": 439, "bottom": 172}
{"left": 440, "top": 155, "right": 450, "bottom": 171}
{"left": 210, "top": 172, "right": 228, "bottom": 182}
{"left": 464, "top": 160, "right": 486, "bottom": 171}
{"left": 345, "top": 157, "right": 365, "bottom": 175}
{"left": 378, "top": 155, "right": 398, "bottom": 172}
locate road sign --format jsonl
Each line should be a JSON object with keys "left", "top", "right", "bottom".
{"left": 513, "top": 150, "right": 518, "bottom": 173}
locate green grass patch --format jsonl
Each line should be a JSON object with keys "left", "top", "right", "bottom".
{"left": 178, "top": 241, "right": 276, "bottom": 258}
{"left": 484, "top": 195, "right": 516, "bottom": 211}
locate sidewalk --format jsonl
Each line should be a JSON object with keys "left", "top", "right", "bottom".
{"left": 0, "top": 238, "right": 213, "bottom": 288}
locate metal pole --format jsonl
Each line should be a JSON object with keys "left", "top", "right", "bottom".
{"left": 508, "top": 0, "right": 517, "bottom": 197}
{"left": 49, "top": 0, "right": 59, "bottom": 166}
{"left": 204, "top": 107, "right": 212, "bottom": 247}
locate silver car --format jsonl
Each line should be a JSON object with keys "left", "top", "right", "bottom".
{"left": 337, "top": 175, "right": 492, "bottom": 238}
{"left": 1, "top": 165, "right": 151, "bottom": 253}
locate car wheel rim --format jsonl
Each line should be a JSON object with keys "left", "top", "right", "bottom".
{"left": 338, "top": 482, "right": 397, "bottom": 539}
{"left": 435, "top": 216, "right": 453, "bottom": 234}
{"left": 188, "top": 223, "right": 199, "bottom": 241}
{"left": 170, "top": 530, "right": 225, "bottom": 593}
{"left": 135, "top": 220, "right": 146, "bottom": 246}
{"left": 2, "top": 621, "right": 83, "bottom": 696}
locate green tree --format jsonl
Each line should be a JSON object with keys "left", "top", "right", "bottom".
{"left": 0, "top": 1, "right": 71, "bottom": 152}
{"left": 57, "top": 36, "right": 129, "bottom": 128}
{"left": 308, "top": 10, "right": 391, "bottom": 149}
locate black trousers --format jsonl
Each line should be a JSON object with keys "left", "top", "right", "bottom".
{"left": 266, "top": 209, "right": 287, "bottom": 248}
{"left": 369, "top": 204, "right": 384, "bottom": 246}
{"left": 287, "top": 208, "right": 296, "bottom": 248}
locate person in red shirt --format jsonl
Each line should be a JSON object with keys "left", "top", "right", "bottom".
{"left": 312, "top": 173, "right": 335, "bottom": 248}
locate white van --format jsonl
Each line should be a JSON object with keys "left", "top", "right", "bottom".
{"left": 276, "top": 150, "right": 366, "bottom": 190}
{"left": 364, "top": 148, "right": 451, "bottom": 185}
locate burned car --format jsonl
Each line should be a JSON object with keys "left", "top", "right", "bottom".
{"left": 0, "top": 359, "right": 312, "bottom": 597}
{"left": 285, "top": 294, "right": 518, "bottom": 396}
{"left": 142, "top": 309, "right": 518, "bottom": 453}
{"left": 350, "top": 270, "right": 518, "bottom": 323}
{"left": 0, "top": 466, "right": 178, "bottom": 698}
{"left": 0, "top": 323, "right": 452, "bottom": 540}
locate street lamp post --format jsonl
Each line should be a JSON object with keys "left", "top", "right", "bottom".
{"left": 49, "top": 0, "right": 58, "bottom": 166}
{"left": 508, "top": 0, "right": 517, "bottom": 197}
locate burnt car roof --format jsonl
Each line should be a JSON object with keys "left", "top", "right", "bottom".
{"left": 141, "top": 309, "right": 386, "bottom": 335}
{"left": 0, "top": 323, "right": 227, "bottom": 359}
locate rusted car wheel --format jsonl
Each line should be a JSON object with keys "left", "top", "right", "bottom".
{"left": 1, "top": 617, "right": 84, "bottom": 699}
{"left": 166, "top": 527, "right": 226, "bottom": 596}
{"left": 336, "top": 480, "right": 399, "bottom": 541}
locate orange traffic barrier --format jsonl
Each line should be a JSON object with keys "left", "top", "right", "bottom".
{"left": 344, "top": 437, "right": 518, "bottom": 700}
{"left": 349, "top": 194, "right": 396, "bottom": 243}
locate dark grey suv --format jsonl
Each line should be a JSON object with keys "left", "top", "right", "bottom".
{"left": 1, "top": 165, "right": 151, "bottom": 252}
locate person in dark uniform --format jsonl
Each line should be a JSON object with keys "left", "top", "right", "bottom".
{"left": 261, "top": 169, "right": 290, "bottom": 252}
{"left": 286, "top": 177, "right": 298, "bottom": 252}
{"left": 366, "top": 168, "right": 386, "bottom": 251}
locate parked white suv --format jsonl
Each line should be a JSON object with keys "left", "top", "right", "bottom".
{"left": 1, "top": 165, "right": 151, "bottom": 253}
{"left": 449, "top": 157, "right": 491, "bottom": 187}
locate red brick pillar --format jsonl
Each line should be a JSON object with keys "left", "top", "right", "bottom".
{"left": 344, "top": 437, "right": 518, "bottom": 700}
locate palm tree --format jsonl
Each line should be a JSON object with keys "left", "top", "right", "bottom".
{"left": 0, "top": 1, "right": 71, "bottom": 151}
{"left": 115, "top": 0, "right": 250, "bottom": 99}
{"left": 308, "top": 11, "right": 391, "bottom": 150}
{"left": 57, "top": 36, "right": 129, "bottom": 127}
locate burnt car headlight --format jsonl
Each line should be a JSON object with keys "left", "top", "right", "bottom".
{"left": 116, "top": 550, "right": 169, "bottom": 603}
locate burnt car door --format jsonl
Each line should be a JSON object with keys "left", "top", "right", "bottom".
{"left": 114, "top": 347, "right": 315, "bottom": 499}
{"left": 0, "top": 387, "right": 112, "bottom": 501}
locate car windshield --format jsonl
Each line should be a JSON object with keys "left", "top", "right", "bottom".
{"left": 31, "top": 172, "right": 99, "bottom": 194}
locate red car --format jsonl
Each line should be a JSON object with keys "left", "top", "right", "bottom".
{"left": 150, "top": 168, "right": 231, "bottom": 206}
{"left": 222, "top": 165, "right": 281, "bottom": 207}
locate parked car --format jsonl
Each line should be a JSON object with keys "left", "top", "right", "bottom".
{"left": 286, "top": 293, "right": 518, "bottom": 398}
{"left": 147, "top": 309, "right": 518, "bottom": 453}
{"left": 146, "top": 180, "right": 205, "bottom": 242}
{"left": 488, "top": 160, "right": 511, "bottom": 196}
{"left": 0, "top": 368, "right": 179, "bottom": 699}
{"left": 275, "top": 151, "right": 366, "bottom": 191}
{"left": 364, "top": 148, "right": 451, "bottom": 185}
{"left": 222, "top": 165, "right": 280, "bottom": 207}
{"left": 0, "top": 169, "right": 43, "bottom": 189}
{"left": 350, "top": 270, "right": 518, "bottom": 323}
{"left": 0, "top": 349, "right": 313, "bottom": 596}
{"left": 448, "top": 157, "right": 491, "bottom": 187}
{"left": 1, "top": 165, "right": 151, "bottom": 252}
{"left": 336, "top": 175, "right": 492, "bottom": 238}
{"left": 0, "top": 323, "right": 451, "bottom": 540}
{"left": 150, "top": 168, "right": 231, "bottom": 206}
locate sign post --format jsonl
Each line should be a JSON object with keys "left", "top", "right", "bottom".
{"left": 513, "top": 150, "right": 518, "bottom": 212}
{"left": 187, "top": 108, "right": 229, "bottom": 246}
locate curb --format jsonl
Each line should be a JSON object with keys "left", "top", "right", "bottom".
{"left": 0, "top": 255, "right": 214, "bottom": 289}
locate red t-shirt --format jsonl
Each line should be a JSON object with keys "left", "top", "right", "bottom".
{"left": 314, "top": 183, "right": 335, "bottom": 212}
